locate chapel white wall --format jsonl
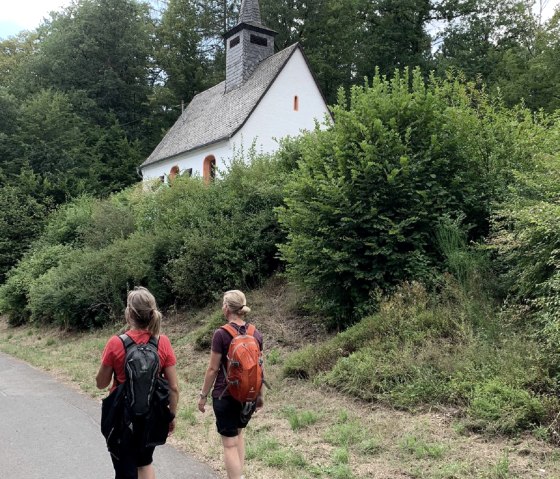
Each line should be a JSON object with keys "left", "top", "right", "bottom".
{"left": 141, "top": 140, "right": 231, "bottom": 181}
{"left": 141, "top": 48, "right": 331, "bottom": 181}
{"left": 231, "top": 48, "right": 331, "bottom": 154}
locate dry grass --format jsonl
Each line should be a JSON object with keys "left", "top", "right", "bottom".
{"left": 1, "top": 278, "right": 560, "bottom": 479}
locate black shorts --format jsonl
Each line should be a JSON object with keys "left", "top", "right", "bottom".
{"left": 110, "top": 418, "right": 155, "bottom": 479}
{"left": 212, "top": 396, "right": 256, "bottom": 438}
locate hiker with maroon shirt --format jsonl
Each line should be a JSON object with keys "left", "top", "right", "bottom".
{"left": 96, "top": 287, "right": 179, "bottom": 479}
{"left": 198, "top": 290, "right": 264, "bottom": 479}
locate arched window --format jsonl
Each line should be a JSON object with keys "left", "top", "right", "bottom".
{"left": 294, "top": 95, "right": 299, "bottom": 111}
{"left": 203, "top": 155, "right": 216, "bottom": 183}
{"left": 169, "top": 165, "right": 180, "bottom": 181}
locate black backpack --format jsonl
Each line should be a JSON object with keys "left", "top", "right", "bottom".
{"left": 101, "top": 334, "right": 173, "bottom": 455}
{"left": 120, "top": 334, "right": 160, "bottom": 417}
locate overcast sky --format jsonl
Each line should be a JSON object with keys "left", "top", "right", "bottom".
{"left": 0, "top": 0, "right": 559, "bottom": 41}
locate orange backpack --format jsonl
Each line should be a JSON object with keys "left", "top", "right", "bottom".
{"left": 219, "top": 323, "right": 263, "bottom": 403}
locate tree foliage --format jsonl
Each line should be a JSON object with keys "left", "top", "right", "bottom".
{"left": 277, "top": 70, "right": 550, "bottom": 326}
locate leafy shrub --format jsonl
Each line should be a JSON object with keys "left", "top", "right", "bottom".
{"left": 277, "top": 69, "right": 550, "bottom": 326}
{"left": 167, "top": 156, "right": 287, "bottom": 306}
{"left": 0, "top": 244, "right": 73, "bottom": 325}
{"left": 0, "top": 183, "right": 49, "bottom": 282}
{"left": 283, "top": 281, "right": 473, "bottom": 380}
{"left": 489, "top": 153, "right": 560, "bottom": 378}
{"left": 467, "top": 380, "right": 545, "bottom": 434}
{"left": 27, "top": 231, "right": 179, "bottom": 328}
{"left": 40, "top": 195, "right": 96, "bottom": 247}
{"left": 192, "top": 310, "right": 224, "bottom": 351}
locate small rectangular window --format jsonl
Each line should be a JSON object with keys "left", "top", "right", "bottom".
{"left": 250, "top": 34, "right": 267, "bottom": 46}
{"left": 230, "top": 36, "right": 240, "bottom": 48}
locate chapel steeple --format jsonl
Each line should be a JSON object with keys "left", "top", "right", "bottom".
{"left": 239, "top": 0, "right": 262, "bottom": 24}
{"left": 223, "top": 0, "right": 277, "bottom": 92}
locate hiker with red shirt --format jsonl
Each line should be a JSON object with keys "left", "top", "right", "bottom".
{"left": 96, "top": 287, "right": 179, "bottom": 479}
{"left": 198, "top": 290, "right": 264, "bottom": 479}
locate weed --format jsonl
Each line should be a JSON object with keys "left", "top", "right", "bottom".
{"left": 177, "top": 405, "right": 197, "bottom": 426}
{"left": 192, "top": 311, "right": 223, "bottom": 351}
{"left": 332, "top": 447, "right": 349, "bottom": 464}
{"left": 324, "top": 420, "right": 364, "bottom": 447}
{"left": 323, "top": 464, "right": 355, "bottom": 479}
{"left": 533, "top": 426, "right": 550, "bottom": 442}
{"left": 468, "top": 380, "right": 545, "bottom": 434}
{"left": 357, "top": 437, "right": 381, "bottom": 455}
{"left": 267, "top": 348, "right": 281, "bottom": 365}
{"left": 45, "top": 338, "right": 56, "bottom": 346}
{"left": 399, "top": 434, "right": 447, "bottom": 459}
{"left": 282, "top": 406, "right": 320, "bottom": 431}
{"left": 264, "top": 448, "right": 306, "bottom": 468}
{"left": 486, "top": 451, "right": 511, "bottom": 479}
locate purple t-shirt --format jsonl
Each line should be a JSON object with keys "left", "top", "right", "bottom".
{"left": 211, "top": 322, "right": 264, "bottom": 399}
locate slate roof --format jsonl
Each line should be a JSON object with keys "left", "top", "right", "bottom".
{"left": 141, "top": 43, "right": 300, "bottom": 168}
{"left": 239, "top": 0, "right": 262, "bottom": 24}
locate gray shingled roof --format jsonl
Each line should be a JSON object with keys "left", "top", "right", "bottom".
{"left": 141, "top": 43, "right": 299, "bottom": 168}
{"left": 240, "top": 0, "right": 262, "bottom": 24}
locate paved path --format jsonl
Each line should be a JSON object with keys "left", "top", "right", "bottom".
{"left": 0, "top": 352, "right": 219, "bottom": 479}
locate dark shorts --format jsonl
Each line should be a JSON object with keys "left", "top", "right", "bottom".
{"left": 110, "top": 419, "right": 155, "bottom": 479}
{"left": 212, "top": 396, "right": 256, "bottom": 438}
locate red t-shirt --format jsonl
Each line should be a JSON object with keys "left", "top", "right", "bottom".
{"left": 101, "top": 329, "right": 176, "bottom": 391}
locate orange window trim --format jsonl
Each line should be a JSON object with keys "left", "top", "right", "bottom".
{"left": 203, "top": 155, "right": 216, "bottom": 183}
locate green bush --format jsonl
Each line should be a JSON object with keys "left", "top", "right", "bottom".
{"left": 277, "top": 69, "right": 549, "bottom": 326}
{"left": 0, "top": 244, "right": 73, "bottom": 325}
{"left": 489, "top": 153, "right": 560, "bottom": 378}
{"left": 192, "top": 310, "right": 224, "bottom": 351}
{"left": 167, "top": 156, "right": 287, "bottom": 306}
{"left": 467, "top": 380, "right": 545, "bottom": 434}
{"left": 40, "top": 195, "right": 96, "bottom": 247}
{"left": 27, "top": 231, "right": 179, "bottom": 328}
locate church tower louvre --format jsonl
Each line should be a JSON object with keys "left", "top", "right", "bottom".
{"left": 223, "top": 0, "right": 277, "bottom": 92}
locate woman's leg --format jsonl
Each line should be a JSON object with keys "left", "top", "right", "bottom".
{"left": 222, "top": 434, "right": 243, "bottom": 479}
{"left": 237, "top": 429, "right": 245, "bottom": 472}
{"left": 138, "top": 464, "right": 156, "bottom": 479}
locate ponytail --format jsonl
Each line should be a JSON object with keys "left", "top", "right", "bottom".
{"left": 223, "top": 290, "right": 251, "bottom": 316}
{"left": 147, "top": 308, "right": 162, "bottom": 337}
{"left": 126, "top": 287, "right": 162, "bottom": 336}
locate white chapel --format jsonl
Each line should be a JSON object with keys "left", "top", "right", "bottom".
{"left": 140, "top": 0, "right": 331, "bottom": 182}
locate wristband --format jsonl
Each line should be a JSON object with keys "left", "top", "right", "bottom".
{"left": 199, "top": 392, "right": 208, "bottom": 399}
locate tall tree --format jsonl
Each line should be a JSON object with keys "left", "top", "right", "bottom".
{"left": 435, "top": 0, "right": 536, "bottom": 83}
{"left": 27, "top": 0, "right": 154, "bottom": 146}
{"left": 153, "top": 0, "right": 206, "bottom": 117}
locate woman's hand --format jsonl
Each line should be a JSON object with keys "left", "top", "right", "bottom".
{"left": 256, "top": 394, "right": 264, "bottom": 411}
{"left": 198, "top": 396, "right": 207, "bottom": 413}
{"left": 169, "top": 417, "right": 176, "bottom": 434}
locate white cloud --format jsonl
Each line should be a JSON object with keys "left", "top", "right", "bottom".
{"left": 0, "top": 0, "right": 70, "bottom": 38}
{"left": 2, "top": 0, "right": 70, "bottom": 28}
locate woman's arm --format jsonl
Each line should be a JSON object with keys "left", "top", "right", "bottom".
{"left": 198, "top": 350, "right": 221, "bottom": 413}
{"left": 163, "top": 365, "right": 179, "bottom": 433}
{"left": 96, "top": 364, "right": 113, "bottom": 389}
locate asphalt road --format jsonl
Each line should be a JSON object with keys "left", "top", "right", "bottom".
{"left": 0, "top": 352, "right": 219, "bottom": 479}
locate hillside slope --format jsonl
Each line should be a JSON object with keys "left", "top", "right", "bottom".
{"left": 1, "top": 278, "right": 559, "bottom": 479}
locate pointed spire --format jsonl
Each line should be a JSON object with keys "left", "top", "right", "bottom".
{"left": 239, "top": 0, "right": 262, "bottom": 24}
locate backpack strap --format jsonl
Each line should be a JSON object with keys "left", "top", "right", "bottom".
{"left": 119, "top": 333, "right": 135, "bottom": 351}
{"left": 221, "top": 323, "right": 255, "bottom": 337}
{"left": 221, "top": 323, "right": 239, "bottom": 338}
{"left": 119, "top": 333, "right": 159, "bottom": 350}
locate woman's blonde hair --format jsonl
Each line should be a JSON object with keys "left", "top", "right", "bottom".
{"left": 223, "top": 290, "right": 251, "bottom": 316}
{"left": 125, "top": 287, "right": 162, "bottom": 336}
